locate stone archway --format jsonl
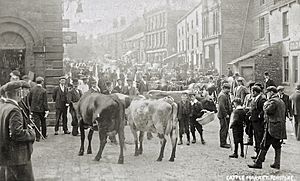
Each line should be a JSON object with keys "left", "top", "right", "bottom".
{"left": 0, "top": 16, "right": 40, "bottom": 84}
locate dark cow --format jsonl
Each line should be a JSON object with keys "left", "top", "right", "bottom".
{"left": 127, "top": 97, "right": 178, "bottom": 162}
{"left": 76, "top": 93, "right": 129, "bottom": 164}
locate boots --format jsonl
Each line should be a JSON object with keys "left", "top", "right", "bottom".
{"left": 200, "top": 132, "right": 205, "bottom": 145}
{"left": 186, "top": 133, "right": 190, "bottom": 145}
{"left": 178, "top": 137, "right": 183, "bottom": 145}
{"left": 248, "top": 150, "right": 267, "bottom": 169}
{"left": 270, "top": 148, "right": 281, "bottom": 169}
{"left": 229, "top": 144, "right": 238, "bottom": 158}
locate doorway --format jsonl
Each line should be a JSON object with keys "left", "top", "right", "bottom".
{"left": 0, "top": 49, "right": 26, "bottom": 85}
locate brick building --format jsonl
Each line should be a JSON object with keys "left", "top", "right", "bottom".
{"left": 144, "top": 7, "right": 186, "bottom": 63}
{"left": 0, "top": 0, "right": 64, "bottom": 91}
{"left": 177, "top": 2, "right": 203, "bottom": 71}
{"left": 123, "top": 32, "right": 146, "bottom": 64}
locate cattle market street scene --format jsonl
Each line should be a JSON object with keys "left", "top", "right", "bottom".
{"left": 0, "top": 0, "right": 300, "bottom": 181}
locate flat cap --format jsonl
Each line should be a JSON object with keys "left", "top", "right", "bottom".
{"left": 222, "top": 83, "right": 231, "bottom": 89}
{"left": 90, "top": 79, "right": 97, "bottom": 84}
{"left": 254, "top": 82, "right": 264, "bottom": 90}
{"left": 19, "top": 80, "right": 30, "bottom": 89}
{"left": 237, "top": 77, "right": 244, "bottom": 82}
{"left": 251, "top": 85, "right": 262, "bottom": 93}
{"left": 277, "top": 86, "right": 285, "bottom": 91}
{"left": 36, "top": 76, "right": 44, "bottom": 82}
{"left": 72, "top": 78, "right": 79, "bottom": 84}
{"left": 127, "top": 79, "right": 133, "bottom": 82}
{"left": 296, "top": 84, "right": 300, "bottom": 90}
{"left": 59, "top": 76, "right": 67, "bottom": 80}
{"left": 266, "top": 86, "right": 278, "bottom": 93}
{"left": 10, "top": 70, "right": 20, "bottom": 77}
{"left": 4, "top": 81, "right": 22, "bottom": 92}
{"left": 22, "top": 75, "right": 29, "bottom": 80}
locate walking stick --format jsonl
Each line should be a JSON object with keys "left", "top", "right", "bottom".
{"left": 29, "top": 118, "right": 46, "bottom": 140}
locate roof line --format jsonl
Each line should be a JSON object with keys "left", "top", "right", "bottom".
{"left": 176, "top": 1, "right": 202, "bottom": 24}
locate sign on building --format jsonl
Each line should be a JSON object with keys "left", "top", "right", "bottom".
{"left": 289, "top": 41, "right": 300, "bottom": 51}
{"left": 63, "top": 32, "right": 77, "bottom": 44}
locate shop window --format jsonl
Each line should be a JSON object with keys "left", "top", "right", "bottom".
{"left": 282, "top": 11, "right": 289, "bottom": 38}
{"left": 283, "top": 56, "right": 289, "bottom": 82}
{"left": 293, "top": 56, "right": 298, "bottom": 83}
{"left": 259, "top": 16, "right": 265, "bottom": 39}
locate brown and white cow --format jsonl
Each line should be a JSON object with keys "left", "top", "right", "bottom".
{"left": 76, "top": 93, "right": 130, "bottom": 164}
{"left": 127, "top": 96, "right": 178, "bottom": 162}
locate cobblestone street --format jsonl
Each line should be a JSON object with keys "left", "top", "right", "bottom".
{"left": 32, "top": 117, "right": 300, "bottom": 181}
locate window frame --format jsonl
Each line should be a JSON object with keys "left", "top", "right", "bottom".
{"left": 283, "top": 56, "right": 289, "bottom": 82}
{"left": 282, "top": 11, "right": 289, "bottom": 38}
{"left": 259, "top": 16, "right": 265, "bottom": 39}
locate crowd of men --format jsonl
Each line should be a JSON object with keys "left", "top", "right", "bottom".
{"left": 0, "top": 67, "right": 300, "bottom": 180}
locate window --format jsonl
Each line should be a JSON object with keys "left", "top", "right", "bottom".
{"left": 187, "top": 37, "right": 189, "bottom": 50}
{"left": 182, "top": 40, "right": 184, "bottom": 51}
{"left": 191, "top": 35, "right": 194, "bottom": 49}
{"left": 178, "top": 29, "right": 180, "bottom": 38}
{"left": 213, "top": 12, "right": 216, "bottom": 34}
{"left": 191, "top": 20, "right": 194, "bottom": 29}
{"left": 283, "top": 56, "right": 289, "bottom": 82}
{"left": 216, "top": 11, "right": 219, "bottom": 33}
{"left": 293, "top": 56, "right": 298, "bottom": 83}
{"left": 259, "top": 16, "right": 265, "bottom": 39}
{"left": 187, "top": 23, "right": 189, "bottom": 32}
{"left": 178, "top": 41, "right": 181, "bottom": 52}
{"left": 160, "top": 32, "right": 163, "bottom": 47}
{"left": 196, "top": 33, "right": 199, "bottom": 47}
{"left": 196, "top": 11, "right": 199, "bottom": 26}
{"left": 283, "top": 11, "right": 289, "bottom": 38}
{"left": 203, "top": 15, "right": 209, "bottom": 37}
{"left": 213, "top": 11, "right": 219, "bottom": 34}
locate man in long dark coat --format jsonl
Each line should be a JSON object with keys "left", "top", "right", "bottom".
{"left": 68, "top": 78, "right": 82, "bottom": 136}
{"left": 177, "top": 92, "right": 191, "bottom": 145}
{"left": 217, "top": 83, "right": 232, "bottom": 148}
{"left": 248, "top": 86, "right": 286, "bottom": 169}
{"left": 190, "top": 93, "right": 205, "bottom": 144}
{"left": 0, "top": 81, "right": 36, "bottom": 180}
{"left": 290, "top": 84, "right": 300, "bottom": 141}
{"left": 249, "top": 85, "right": 267, "bottom": 159}
{"left": 53, "top": 76, "right": 70, "bottom": 135}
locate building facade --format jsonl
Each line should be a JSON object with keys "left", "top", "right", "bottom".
{"left": 123, "top": 32, "right": 145, "bottom": 63}
{"left": 144, "top": 7, "right": 186, "bottom": 63}
{"left": 177, "top": 3, "right": 203, "bottom": 71}
{"left": 0, "top": 0, "right": 64, "bottom": 92}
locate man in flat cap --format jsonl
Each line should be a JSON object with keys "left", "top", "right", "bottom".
{"left": 0, "top": 81, "right": 36, "bottom": 180}
{"left": 233, "top": 77, "right": 248, "bottom": 104}
{"left": 53, "top": 76, "right": 70, "bottom": 135}
{"left": 28, "top": 77, "right": 49, "bottom": 141}
{"left": 78, "top": 76, "right": 89, "bottom": 94}
{"left": 217, "top": 83, "right": 233, "bottom": 148}
{"left": 9, "top": 70, "right": 20, "bottom": 82}
{"left": 290, "top": 84, "right": 300, "bottom": 141}
{"left": 68, "top": 78, "right": 82, "bottom": 136}
{"left": 113, "top": 79, "right": 124, "bottom": 93}
{"left": 22, "top": 75, "right": 36, "bottom": 89}
{"left": 86, "top": 78, "right": 101, "bottom": 94}
{"left": 248, "top": 86, "right": 286, "bottom": 169}
{"left": 277, "top": 86, "right": 292, "bottom": 121}
{"left": 249, "top": 85, "right": 267, "bottom": 159}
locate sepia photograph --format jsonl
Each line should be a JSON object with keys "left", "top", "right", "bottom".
{"left": 0, "top": 0, "right": 299, "bottom": 180}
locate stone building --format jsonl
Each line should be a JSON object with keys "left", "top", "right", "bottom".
{"left": 177, "top": 2, "right": 203, "bottom": 71}
{"left": 123, "top": 32, "right": 145, "bottom": 64}
{"left": 144, "top": 7, "right": 186, "bottom": 63}
{"left": 0, "top": 0, "right": 64, "bottom": 92}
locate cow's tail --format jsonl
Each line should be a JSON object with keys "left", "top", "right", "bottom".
{"left": 165, "top": 102, "right": 178, "bottom": 135}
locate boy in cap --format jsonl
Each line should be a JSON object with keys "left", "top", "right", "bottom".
{"left": 217, "top": 83, "right": 233, "bottom": 148}
{"left": 233, "top": 77, "right": 248, "bottom": 104}
{"left": 264, "top": 72, "right": 276, "bottom": 89}
{"left": 277, "top": 86, "right": 292, "bottom": 121}
{"left": 0, "top": 81, "right": 36, "bottom": 180}
{"left": 229, "top": 98, "right": 246, "bottom": 158}
{"left": 52, "top": 76, "right": 70, "bottom": 135}
{"left": 177, "top": 92, "right": 192, "bottom": 145}
{"left": 28, "top": 77, "right": 49, "bottom": 141}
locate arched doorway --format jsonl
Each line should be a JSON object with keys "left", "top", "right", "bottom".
{"left": 0, "top": 32, "right": 26, "bottom": 85}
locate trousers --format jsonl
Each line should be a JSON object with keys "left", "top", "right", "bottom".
{"left": 294, "top": 115, "right": 300, "bottom": 141}
{"left": 252, "top": 121, "right": 264, "bottom": 153}
{"left": 219, "top": 117, "right": 230, "bottom": 146}
{"left": 55, "top": 107, "right": 68, "bottom": 132}
{"left": 0, "top": 161, "right": 34, "bottom": 181}
{"left": 32, "top": 112, "right": 47, "bottom": 139}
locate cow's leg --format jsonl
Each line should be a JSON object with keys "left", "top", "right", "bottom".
{"left": 138, "top": 131, "right": 144, "bottom": 155}
{"left": 169, "top": 129, "right": 178, "bottom": 162}
{"left": 78, "top": 120, "right": 85, "bottom": 156}
{"left": 87, "top": 129, "right": 94, "bottom": 154}
{"left": 94, "top": 130, "right": 107, "bottom": 161}
{"left": 157, "top": 133, "right": 167, "bottom": 162}
{"left": 130, "top": 124, "right": 139, "bottom": 156}
{"left": 118, "top": 128, "right": 125, "bottom": 164}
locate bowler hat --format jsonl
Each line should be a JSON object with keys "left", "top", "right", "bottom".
{"left": 251, "top": 85, "right": 262, "bottom": 93}
{"left": 4, "top": 81, "right": 22, "bottom": 92}
{"left": 266, "top": 86, "right": 278, "bottom": 93}
{"left": 222, "top": 83, "right": 231, "bottom": 89}
{"left": 10, "top": 70, "right": 20, "bottom": 77}
{"left": 72, "top": 78, "right": 79, "bottom": 84}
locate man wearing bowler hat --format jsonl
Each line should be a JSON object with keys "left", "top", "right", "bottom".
{"left": 0, "top": 81, "right": 36, "bottom": 180}
{"left": 53, "top": 76, "right": 71, "bottom": 135}
{"left": 68, "top": 78, "right": 82, "bottom": 136}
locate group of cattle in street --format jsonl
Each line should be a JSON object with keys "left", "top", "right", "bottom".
{"left": 75, "top": 89, "right": 214, "bottom": 164}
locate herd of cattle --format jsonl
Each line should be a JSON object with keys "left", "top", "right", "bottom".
{"left": 74, "top": 87, "right": 215, "bottom": 164}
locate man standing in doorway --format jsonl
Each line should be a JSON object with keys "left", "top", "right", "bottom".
{"left": 217, "top": 83, "right": 233, "bottom": 148}
{"left": 53, "top": 76, "right": 70, "bottom": 135}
